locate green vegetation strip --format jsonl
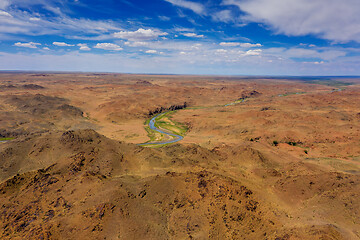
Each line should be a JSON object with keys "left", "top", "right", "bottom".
{"left": 0, "top": 137, "right": 14, "bottom": 141}
{"left": 153, "top": 111, "right": 188, "bottom": 137}
{"left": 144, "top": 126, "right": 164, "bottom": 143}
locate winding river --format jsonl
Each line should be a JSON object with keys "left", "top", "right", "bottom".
{"left": 137, "top": 112, "right": 183, "bottom": 146}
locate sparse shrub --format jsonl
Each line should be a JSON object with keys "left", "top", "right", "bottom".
{"left": 273, "top": 140, "right": 278, "bottom": 146}
{"left": 287, "top": 141, "right": 297, "bottom": 146}
{"left": 250, "top": 138, "right": 254, "bottom": 142}
{"left": 304, "top": 150, "right": 308, "bottom": 154}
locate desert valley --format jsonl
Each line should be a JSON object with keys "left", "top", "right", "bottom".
{"left": 0, "top": 72, "right": 359, "bottom": 239}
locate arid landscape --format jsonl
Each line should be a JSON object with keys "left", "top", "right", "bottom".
{"left": 0, "top": 72, "right": 359, "bottom": 239}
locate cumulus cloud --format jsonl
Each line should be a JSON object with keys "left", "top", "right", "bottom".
{"left": 53, "top": 42, "right": 74, "bottom": 47}
{"left": 145, "top": 50, "right": 157, "bottom": 54}
{"left": 219, "top": 42, "right": 240, "bottom": 47}
{"left": 244, "top": 49, "right": 262, "bottom": 56}
{"left": 164, "top": 0, "right": 205, "bottom": 15}
{"left": 94, "top": 43, "right": 123, "bottom": 51}
{"left": 14, "top": 42, "right": 41, "bottom": 48}
{"left": 77, "top": 43, "right": 90, "bottom": 51}
{"left": 223, "top": 0, "right": 360, "bottom": 43}
{"left": 215, "top": 49, "right": 228, "bottom": 53}
{"left": 114, "top": 28, "right": 167, "bottom": 41}
{"left": 220, "top": 42, "right": 262, "bottom": 47}
{"left": 240, "top": 43, "right": 262, "bottom": 48}
{"left": 124, "top": 41, "right": 149, "bottom": 47}
{"left": 182, "top": 32, "right": 204, "bottom": 38}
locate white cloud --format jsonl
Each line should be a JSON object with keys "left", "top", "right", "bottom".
{"left": 43, "top": 47, "right": 50, "bottom": 50}
{"left": 124, "top": 41, "right": 149, "bottom": 47}
{"left": 134, "top": 41, "right": 203, "bottom": 52}
{"left": 0, "top": 5, "right": 122, "bottom": 40}
{"left": 174, "top": 27, "right": 194, "bottom": 32}
{"left": 219, "top": 42, "right": 240, "bottom": 47}
{"left": 159, "top": 16, "right": 171, "bottom": 21}
{"left": 240, "top": 43, "right": 262, "bottom": 48}
{"left": 145, "top": 50, "right": 157, "bottom": 54}
{"left": 53, "top": 42, "right": 74, "bottom": 47}
{"left": 77, "top": 43, "right": 90, "bottom": 51}
{"left": 223, "top": 0, "right": 360, "bottom": 43}
{"left": 1, "top": 45, "right": 359, "bottom": 75}
{"left": 164, "top": 0, "right": 205, "bottom": 15}
{"left": 114, "top": 28, "right": 167, "bottom": 41}
{"left": 212, "top": 10, "right": 233, "bottom": 22}
{"left": 29, "top": 17, "right": 41, "bottom": 21}
{"left": 244, "top": 49, "right": 262, "bottom": 56}
{"left": 220, "top": 42, "right": 262, "bottom": 47}
{"left": 0, "top": 0, "right": 10, "bottom": 9}
{"left": 216, "top": 49, "right": 228, "bottom": 53}
{"left": 0, "top": 10, "right": 11, "bottom": 17}
{"left": 94, "top": 43, "right": 123, "bottom": 51}
{"left": 14, "top": 42, "right": 41, "bottom": 48}
{"left": 183, "top": 32, "right": 204, "bottom": 38}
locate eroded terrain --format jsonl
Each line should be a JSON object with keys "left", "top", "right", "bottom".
{"left": 0, "top": 73, "right": 359, "bottom": 239}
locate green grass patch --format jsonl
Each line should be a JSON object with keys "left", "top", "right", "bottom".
{"left": 144, "top": 126, "right": 162, "bottom": 142}
{"left": 234, "top": 99, "right": 244, "bottom": 103}
{"left": 0, "top": 137, "right": 14, "bottom": 141}
{"left": 153, "top": 111, "right": 188, "bottom": 136}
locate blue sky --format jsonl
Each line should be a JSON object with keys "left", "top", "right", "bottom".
{"left": 1, "top": 0, "right": 360, "bottom": 75}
